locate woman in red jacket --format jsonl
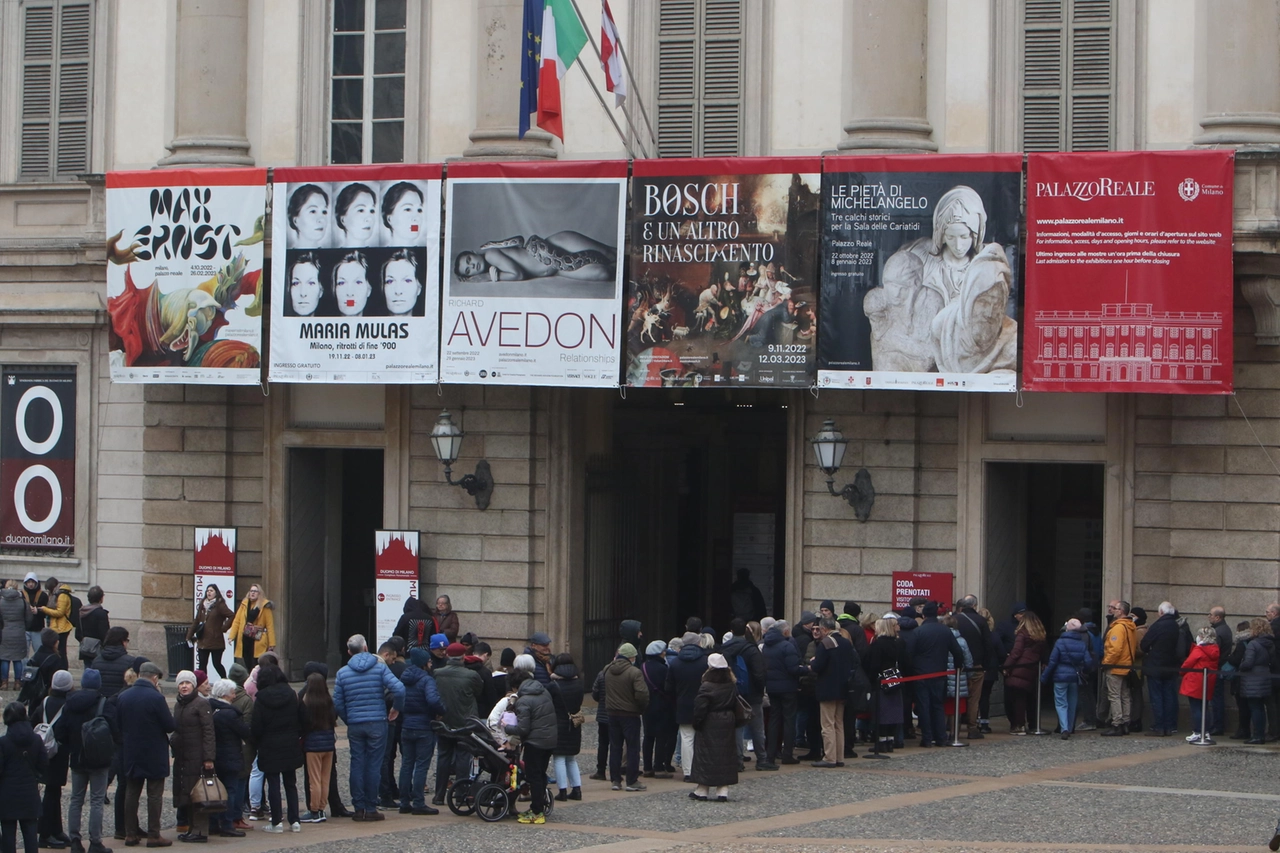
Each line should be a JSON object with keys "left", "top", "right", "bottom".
{"left": 1179, "top": 627, "right": 1220, "bottom": 740}
{"left": 1003, "top": 611, "right": 1047, "bottom": 734}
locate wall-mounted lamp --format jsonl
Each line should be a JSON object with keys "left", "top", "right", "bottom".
{"left": 810, "top": 418, "right": 875, "bottom": 522}
{"left": 430, "top": 410, "right": 494, "bottom": 510}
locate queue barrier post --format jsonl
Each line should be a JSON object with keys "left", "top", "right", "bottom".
{"left": 950, "top": 669, "right": 969, "bottom": 748}
{"left": 1029, "top": 662, "right": 1048, "bottom": 735}
{"left": 1190, "top": 667, "right": 1215, "bottom": 746}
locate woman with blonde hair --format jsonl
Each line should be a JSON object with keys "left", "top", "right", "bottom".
{"left": 227, "top": 585, "right": 276, "bottom": 670}
{"left": 1003, "top": 610, "right": 1047, "bottom": 734}
{"left": 863, "top": 618, "right": 903, "bottom": 752}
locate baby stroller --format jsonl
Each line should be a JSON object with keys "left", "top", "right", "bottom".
{"left": 431, "top": 717, "right": 554, "bottom": 822}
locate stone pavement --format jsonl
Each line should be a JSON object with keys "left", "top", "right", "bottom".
{"left": 93, "top": 723, "right": 1280, "bottom": 853}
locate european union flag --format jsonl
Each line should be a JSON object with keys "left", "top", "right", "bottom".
{"left": 519, "top": 0, "right": 544, "bottom": 138}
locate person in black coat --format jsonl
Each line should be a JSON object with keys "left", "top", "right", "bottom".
{"left": 207, "top": 680, "right": 249, "bottom": 838}
{"left": 34, "top": 670, "right": 72, "bottom": 848}
{"left": 721, "top": 619, "right": 769, "bottom": 769}
{"left": 54, "top": 669, "right": 117, "bottom": 853}
{"left": 75, "top": 587, "right": 110, "bottom": 668}
{"left": 88, "top": 628, "right": 146, "bottom": 700}
{"left": 20, "top": 630, "right": 64, "bottom": 720}
{"left": 809, "top": 619, "right": 855, "bottom": 767}
{"left": 250, "top": 665, "right": 303, "bottom": 830}
{"left": 1139, "top": 604, "right": 1182, "bottom": 736}
{"left": 117, "top": 662, "right": 175, "bottom": 845}
{"left": 954, "top": 596, "right": 991, "bottom": 739}
{"left": 689, "top": 656, "right": 739, "bottom": 802}
{"left": 0, "top": 702, "right": 47, "bottom": 853}
{"left": 912, "top": 603, "right": 966, "bottom": 748}
{"left": 665, "top": 633, "right": 709, "bottom": 782}
{"left": 639, "top": 642, "right": 675, "bottom": 779}
{"left": 550, "top": 653, "right": 584, "bottom": 801}
{"left": 863, "top": 618, "right": 905, "bottom": 752}
{"left": 762, "top": 622, "right": 806, "bottom": 764}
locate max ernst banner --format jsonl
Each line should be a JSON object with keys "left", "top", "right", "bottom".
{"left": 440, "top": 161, "right": 627, "bottom": 387}
{"left": 106, "top": 170, "right": 267, "bottom": 384}
{"left": 817, "top": 155, "right": 1023, "bottom": 392}
{"left": 1023, "top": 151, "right": 1234, "bottom": 393}
{"left": 268, "top": 165, "right": 442, "bottom": 383}
{"left": 626, "top": 158, "right": 821, "bottom": 387}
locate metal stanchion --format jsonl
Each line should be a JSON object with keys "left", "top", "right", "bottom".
{"left": 864, "top": 681, "right": 890, "bottom": 760}
{"left": 1029, "top": 662, "right": 1048, "bottom": 735}
{"left": 950, "top": 671, "right": 969, "bottom": 748}
{"left": 1190, "top": 668, "right": 1215, "bottom": 746}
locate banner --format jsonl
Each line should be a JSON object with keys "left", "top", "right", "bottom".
{"left": 891, "top": 571, "right": 953, "bottom": 614}
{"left": 194, "top": 527, "right": 237, "bottom": 675}
{"left": 440, "top": 161, "right": 627, "bottom": 387}
{"left": 106, "top": 170, "right": 267, "bottom": 384}
{"left": 268, "top": 165, "right": 442, "bottom": 383}
{"left": 0, "top": 367, "right": 75, "bottom": 551}
{"left": 375, "top": 530, "right": 419, "bottom": 647}
{"left": 817, "top": 155, "right": 1023, "bottom": 392}
{"left": 626, "top": 158, "right": 821, "bottom": 387}
{"left": 1023, "top": 151, "right": 1234, "bottom": 393}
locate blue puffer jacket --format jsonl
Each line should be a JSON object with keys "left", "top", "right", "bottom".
{"left": 665, "top": 643, "right": 708, "bottom": 725}
{"left": 333, "top": 652, "right": 405, "bottom": 725}
{"left": 400, "top": 664, "right": 446, "bottom": 731}
{"left": 1042, "top": 630, "right": 1094, "bottom": 684}
{"left": 761, "top": 627, "right": 804, "bottom": 695}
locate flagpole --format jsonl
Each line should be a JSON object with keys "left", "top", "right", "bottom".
{"left": 593, "top": 2, "right": 659, "bottom": 150}
{"left": 574, "top": 59, "right": 640, "bottom": 160}
{"left": 567, "top": 0, "right": 656, "bottom": 156}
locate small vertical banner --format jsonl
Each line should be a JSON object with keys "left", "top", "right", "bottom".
{"left": 375, "top": 530, "right": 419, "bottom": 647}
{"left": 193, "top": 528, "right": 237, "bottom": 675}
{"left": 0, "top": 367, "right": 76, "bottom": 551}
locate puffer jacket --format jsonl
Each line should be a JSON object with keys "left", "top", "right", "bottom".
{"left": 761, "top": 627, "right": 804, "bottom": 694}
{"left": 1239, "top": 633, "right": 1275, "bottom": 698}
{"left": 1003, "top": 631, "right": 1047, "bottom": 693}
{"left": 252, "top": 682, "right": 304, "bottom": 773}
{"left": 208, "top": 697, "right": 249, "bottom": 776}
{"left": 0, "top": 587, "right": 29, "bottom": 661}
{"left": 399, "top": 664, "right": 446, "bottom": 732}
{"left": 1179, "top": 643, "right": 1219, "bottom": 699}
{"left": 434, "top": 657, "right": 484, "bottom": 727}
{"left": 665, "top": 643, "right": 709, "bottom": 725}
{"left": 0, "top": 722, "right": 46, "bottom": 821}
{"left": 89, "top": 645, "right": 146, "bottom": 698}
{"left": 720, "top": 634, "right": 766, "bottom": 700}
{"left": 946, "top": 631, "right": 974, "bottom": 698}
{"left": 1102, "top": 616, "right": 1138, "bottom": 677}
{"left": 170, "top": 692, "right": 214, "bottom": 807}
{"left": 1043, "top": 630, "right": 1093, "bottom": 684}
{"left": 504, "top": 679, "right": 558, "bottom": 750}
{"left": 40, "top": 584, "right": 74, "bottom": 634}
{"left": 590, "top": 668, "right": 609, "bottom": 725}
{"left": 603, "top": 656, "right": 648, "bottom": 716}
{"left": 333, "top": 652, "right": 405, "bottom": 724}
{"left": 53, "top": 687, "right": 116, "bottom": 771}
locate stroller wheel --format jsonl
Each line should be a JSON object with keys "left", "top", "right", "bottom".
{"left": 474, "top": 783, "right": 510, "bottom": 822}
{"left": 447, "top": 778, "right": 477, "bottom": 816}
{"left": 542, "top": 786, "right": 555, "bottom": 817}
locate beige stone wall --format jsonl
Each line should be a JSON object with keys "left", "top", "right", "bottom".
{"left": 801, "top": 390, "right": 959, "bottom": 616}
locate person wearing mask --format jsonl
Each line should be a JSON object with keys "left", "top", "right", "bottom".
{"left": 55, "top": 669, "right": 116, "bottom": 853}
{"left": 433, "top": 597, "right": 459, "bottom": 644}
{"left": 75, "top": 588, "right": 110, "bottom": 669}
{"left": 187, "top": 586, "right": 233, "bottom": 680}
{"left": 39, "top": 580, "right": 75, "bottom": 664}
{"left": 0, "top": 580, "right": 29, "bottom": 690}
{"left": 639, "top": 642, "right": 674, "bottom": 780}
{"left": 20, "top": 574, "right": 47, "bottom": 662}
{"left": 333, "top": 636, "right": 404, "bottom": 823}
{"left": 665, "top": 631, "right": 709, "bottom": 783}
{"left": 226, "top": 586, "right": 275, "bottom": 670}
{"left": 1041, "top": 618, "right": 1093, "bottom": 739}
{"left": 118, "top": 662, "right": 176, "bottom": 848}
{"left": 250, "top": 665, "right": 302, "bottom": 833}
{"left": 206, "top": 679, "right": 248, "bottom": 838}
{"left": 35, "top": 670, "right": 73, "bottom": 849}
{"left": 550, "top": 652, "right": 584, "bottom": 800}
{"left": 0, "top": 702, "right": 47, "bottom": 853}
{"left": 430, "top": 643, "right": 482, "bottom": 807}
{"left": 168, "top": 671, "right": 214, "bottom": 843}
{"left": 397, "top": 648, "right": 445, "bottom": 817}
{"left": 689, "top": 654, "right": 740, "bottom": 803}
{"left": 503, "top": 671, "right": 558, "bottom": 825}
{"left": 1003, "top": 611, "right": 1048, "bottom": 735}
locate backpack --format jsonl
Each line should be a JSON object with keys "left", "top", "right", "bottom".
{"left": 66, "top": 591, "right": 83, "bottom": 631}
{"left": 79, "top": 697, "right": 114, "bottom": 769}
{"left": 33, "top": 697, "right": 63, "bottom": 759}
{"left": 1176, "top": 620, "right": 1193, "bottom": 664}
{"left": 732, "top": 652, "right": 750, "bottom": 696}
{"left": 406, "top": 618, "right": 432, "bottom": 651}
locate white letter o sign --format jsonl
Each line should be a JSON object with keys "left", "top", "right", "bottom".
{"left": 13, "top": 465, "right": 61, "bottom": 534}
{"left": 15, "top": 386, "right": 62, "bottom": 455}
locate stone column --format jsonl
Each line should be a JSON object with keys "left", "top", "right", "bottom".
{"left": 157, "top": 0, "right": 254, "bottom": 167}
{"left": 463, "top": 0, "right": 557, "bottom": 159}
{"left": 837, "top": 0, "right": 936, "bottom": 152}
{"left": 1196, "top": 0, "right": 1280, "bottom": 146}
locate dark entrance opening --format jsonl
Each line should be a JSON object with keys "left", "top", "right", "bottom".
{"left": 984, "top": 462, "right": 1105, "bottom": 637}
{"left": 286, "top": 448, "right": 384, "bottom": 679}
{"left": 582, "top": 393, "right": 788, "bottom": 680}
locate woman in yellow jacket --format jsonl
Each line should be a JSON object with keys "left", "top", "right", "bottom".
{"left": 38, "top": 578, "right": 74, "bottom": 660}
{"left": 227, "top": 584, "right": 277, "bottom": 669}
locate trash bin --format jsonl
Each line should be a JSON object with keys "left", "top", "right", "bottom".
{"left": 165, "top": 624, "right": 192, "bottom": 678}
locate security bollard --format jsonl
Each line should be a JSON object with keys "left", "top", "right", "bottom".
{"left": 1190, "top": 667, "right": 1215, "bottom": 746}
{"left": 1030, "top": 662, "right": 1048, "bottom": 735}
{"left": 950, "top": 671, "right": 969, "bottom": 748}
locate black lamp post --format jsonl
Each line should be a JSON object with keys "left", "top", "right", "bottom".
{"left": 430, "top": 410, "right": 494, "bottom": 510}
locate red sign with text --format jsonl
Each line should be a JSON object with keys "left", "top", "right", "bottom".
{"left": 891, "top": 572, "right": 953, "bottom": 613}
{"left": 1023, "top": 151, "right": 1234, "bottom": 393}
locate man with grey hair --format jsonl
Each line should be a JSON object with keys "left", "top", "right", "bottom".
{"left": 1140, "top": 602, "right": 1181, "bottom": 736}
{"left": 333, "top": 634, "right": 405, "bottom": 821}
{"left": 1208, "top": 606, "right": 1231, "bottom": 735}
{"left": 954, "top": 594, "right": 990, "bottom": 739}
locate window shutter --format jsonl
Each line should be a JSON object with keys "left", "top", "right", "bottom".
{"left": 20, "top": 1, "right": 93, "bottom": 181}
{"left": 57, "top": 3, "right": 92, "bottom": 176}
{"left": 657, "top": 0, "right": 697, "bottom": 157}
{"left": 656, "top": 0, "right": 743, "bottom": 157}
{"left": 1022, "top": 0, "right": 1112, "bottom": 152}
{"left": 700, "top": 0, "right": 742, "bottom": 156}
{"left": 20, "top": 5, "right": 55, "bottom": 179}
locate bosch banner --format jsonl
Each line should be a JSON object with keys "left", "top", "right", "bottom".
{"left": 0, "top": 367, "right": 75, "bottom": 551}
{"left": 1023, "top": 151, "right": 1235, "bottom": 393}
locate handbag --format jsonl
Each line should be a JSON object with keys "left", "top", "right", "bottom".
{"left": 78, "top": 636, "right": 101, "bottom": 664}
{"left": 192, "top": 620, "right": 205, "bottom": 641}
{"left": 243, "top": 623, "right": 264, "bottom": 642}
{"left": 733, "top": 694, "right": 752, "bottom": 725}
{"left": 190, "top": 772, "right": 228, "bottom": 811}
{"left": 878, "top": 666, "right": 903, "bottom": 694}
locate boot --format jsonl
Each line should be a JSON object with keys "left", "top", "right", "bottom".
{"left": 568, "top": 787, "right": 582, "bottom": 801}
{"left": 144, "top": 834, "right": 171, "bottom": 849}
{"left": 554, "top": 789, "right": 568, "bottom": 802}
{"left": 87, "top": 843, "right": 113, "bottom": 853}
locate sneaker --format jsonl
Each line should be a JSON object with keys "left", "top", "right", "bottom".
{"left": 247, "top": 808, "right": 266, "bottom": 821}
{"left": 624, "top": 783, "right": 646, "bottom": 792}
{"left": 262, "top": 824, "right": 283, "bottom": 834}
{"left": 1075, "top": 723, "right": 1097, "bottom": 732}
{"left": 755, "top": 762, "right": 779, "bottom": 771}
{"left": 298, "top": 812, "right": 323, "bottom": 824}
{"left": 610, "top": 783, "right": 621, "bottom": 791}
{"left": 290, "top": 823, "right": 301, "bottom": 834}
{"left": 588, "top": 771, "right": 606, "bottom": 781}
{"left": 516, "top": 811, "right": 546, "bottom": 825}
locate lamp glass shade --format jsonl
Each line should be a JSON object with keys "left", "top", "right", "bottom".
{"left": 811, "top": 418, "right": 847, "bottom": 475}
{"left": 430, "top": 410, "right": 464, "bottom": 464}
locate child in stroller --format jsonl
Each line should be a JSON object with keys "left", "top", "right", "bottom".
{"left": 430, "top": 716, "right": 554, "bottom": 822}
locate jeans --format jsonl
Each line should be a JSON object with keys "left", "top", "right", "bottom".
{"left": 916, "top": 676, "right": 947, "bottom": 745}
{"left": 265, "top": 771, "right": 299, "bottom": 826}
{"left": 398, "top": 729, "right": 435, "bottom": 809}
{"left": 1147, "top": 676, "right": 1178, "bottom": 733}
{"left": 1, "top": 820, "right": 37, "bottom": 853}
{"left": 0, "top": 659, "right": 24, "bottom": 683}
{"left": 67, "top": 768, "right": 108, "bottom": 844}
{"left": 1052, "top": 682, "right": 1078, "bottom": 733}
{"left": 380, "top": 719, "right": 402, "bottom": 804}
{"left": 1248, "top": 695, "right": 1269, "bottom": 740}
{"left": 25, "top": 632, "right": 41, "bottom": 662}
{"left": 1188, "top": 696, "right": 1205, "bottom": 736}
{"left": 766, "top": 691, "right": 797, "bottom": 760}
{"left": 218, "top": 774, "right": 244, "bottom": 830}
{"left": 677, "top": 724, "right": 695, "bottom": 778}
{"left": 249, "top": 758, "right": 263, "bottom": 809}
{"left": 346, "top": 721, "right": 388, "bottom": 812}
{"left": 608, "top": 714, "right": 641, "bottom": 785}
{"left": 552, "top": 755, "right": 580, "bottom": 790}
{"left": 740, "top": 697, "right": 766, "bottom": 761}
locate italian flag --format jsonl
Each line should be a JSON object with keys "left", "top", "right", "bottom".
{"left": 537, "top": 0, "right": 588, "bottom": 140}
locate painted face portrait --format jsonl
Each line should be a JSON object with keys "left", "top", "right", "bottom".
{"left": 337, "top": 189, "right": 378, "bottom": 247}
{"left": 334, "top": 258, "right": 372, "bottom": 316}
{"left": 289, "top": 187, "right": 330, "bottom": 247}
{"left": 288, "top": 260, "right": 322, "bottom": 316}
{"left": 382, "top": 255, "right": 422, "bottom": 316}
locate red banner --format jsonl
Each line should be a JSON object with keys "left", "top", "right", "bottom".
{"left": 891, "top": 571, "right": 953, "bottom": 614}
{"left": 1023, "top": 151, "right": 1234, "bottom": 393}
{"left": 0, "top": 367, "right": 75, "bottom": 551}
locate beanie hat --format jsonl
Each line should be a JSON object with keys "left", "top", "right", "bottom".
{"left": 228, "top": 662, "right": 250, "bottom": 686}
{"left": 799, "top": 610, "right": 817, "bottom": 626}
{"left": 51, "top": 670, "right": 73, "bottom": 691}
{"left": 844, "top": 601, "right": 862, "bottom": 618}
{"left": 1011, "top": 601, "right": 1028, "bottom": 616}
{"left": 139, "top": 661, "right": 164, "bottom": 679}
{"left": 429, "top": 633, "right": 449, "bottom": 650}
{"left": 409, "top": 647, "right": 431, "bottom": 667}
{"left": 80, "top": 669, "right": 101, "bottom": 691}
{"left": 193, "top": 670, "right": 208, "bottom": 687}
{"left": 645, "top": 640, "right": 667, "bottom": 657}
{"left": 1064, "top": 618, "right": 1083, "bottom": 632}
{"left": 820, "top": 599, "right": 835, "bottom": 613}
{"left": 175, "top": 670, "right": 197, "bottom": 687}
{"left": 616, "top": 643, "right": 637, "bottom": 659}
{"left": 707, "top": 653, "right": 729, "bottom": 670}
{"left": 922, "top": 602, "right": 939, "bottom": 618}
{"left": 303, "top": 661, "right": 329, "bottom": 680}
{"left": 499, "top": 648, "right": 516, "bottom": 668}
{"left": 446, "top": 642, "right": 467, "bottom": 657}
{"left": 681, "top": 631, "right": 701, "bottom": 646}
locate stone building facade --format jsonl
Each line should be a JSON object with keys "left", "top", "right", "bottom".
{"left": 0, "top": 0, "right": 1278, "bottom": 677}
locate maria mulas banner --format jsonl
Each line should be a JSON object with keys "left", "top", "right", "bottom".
{"left": 268, "top": 165, "right": 442, "bottom": 383}
{"left": 626, "top": 157, "right": 821, "bottom": 387}
{"left": 817, "top": 155, "right": 1023, "bottom": 392}
{"left": 440, "top": 161, "right": 627, "bottom": 387}
{"left": 1023, "top": 151, "right": 1234, "bottom": 393}
{"left": 106, "top": 169, "right": 266, "bottom": 384}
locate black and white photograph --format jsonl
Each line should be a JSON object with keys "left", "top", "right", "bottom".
{"left": 280, "top": 247, "right": 428, "bottom": 318}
